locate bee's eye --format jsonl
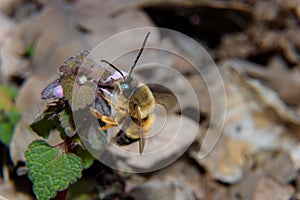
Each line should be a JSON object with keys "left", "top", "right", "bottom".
{"left": 121, "top": 83, "right": 130, "bottom": 90}
{"left": 120, "top": 83, "right": 133, "bottom": 98}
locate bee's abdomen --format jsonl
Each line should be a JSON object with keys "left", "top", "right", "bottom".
{"left": 129, "top": 85, "right": 155, "bottom": 119}
{"left": 113, "top": 130, "right": 139, "bottom": 145}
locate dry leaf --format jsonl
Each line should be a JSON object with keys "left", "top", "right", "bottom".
{"left": 1, "top": 0, "right": 156, "bottom": 81}
{"left": 235, "top": 57, "right": 300, "bottom": 106}
{"left": 0, "top": 181, "right": 32, "bottom": 200}
{"left": 0, "top": 13, "right": 28, "bottom": 83}
{"left": 192, "top": 59, "right": 300, "bottom": 183}
{"left": 192, "top": 135, "right": 251, "bottom": 184}
{"left": 129, "top": 159, "right": 201, "bottom": 200}
{"left": 130, "top": 176, "right": 195, "bottom": 200}
{"left": 254, "top": 177, "right": 294, "bottom": 200}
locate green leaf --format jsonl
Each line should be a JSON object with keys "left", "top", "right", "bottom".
{"left": 0, "top": 109, "right": 21, "bottom": 146}
{"left": 76, "top": 145, "right": 95, "bottom": 169}
{"left": 58, "top": 106, "right": 76, "bottom": 137}
{"left": 0, "top": 85, "right": 14, "bottom": 111}
{"left": 0, "top": 84, "right": 20, "bottom": 146}
{"left": 25, "top": 140, "right": 83, "bottom": 200}
{"left": 8, "top": 109, "right": 21, "bottom": 124}
{"left": 6, "top": 85, "right": 18, "bottom": 99}
{"left": 0, "top": 84, "right": 18, "bottom": 99}
{"left": 25, "top": 45, "right": 35, "bottom": 58}
{"left": 0, "top": 122, "right": 13, "bottom": 146}
{"left": 30, "top": 103, "right": 65, "bottom": 138}
{"left": 66, "top": 179, "right": 96, "bottom": 200}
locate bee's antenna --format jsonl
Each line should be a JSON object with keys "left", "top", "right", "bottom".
{"left": 101, "top": 60, "right": 126, "bottom": 81}
{"left": 128, "top": 32, "right": 150, "bottom": 78}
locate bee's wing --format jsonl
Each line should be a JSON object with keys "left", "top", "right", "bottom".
{"left": 136, "top": 106, "right": 145, "bottom": 155}
{"left": 147, "top": 83, "right": 178, "bottom": 111}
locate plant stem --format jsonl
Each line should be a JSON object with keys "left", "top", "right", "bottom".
{"left": 55, "top": 189, "right": 68, "bottom": 200}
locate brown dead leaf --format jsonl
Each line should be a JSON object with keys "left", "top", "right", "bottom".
{"left": 0, "top": 13, "right": 29, "bottom": 83}
{"left": 128, "top": 158, "right": 202, "bottom": 200}
{"left": 130, "top": 176, "right": 195, "bottom": 200}
{"left": 238, "top": 57, "right": 300, "bottom": 106}
{"left": 217, "top": 152, "right": 295, "bottom": 200}
{"left": 191, "top": 135, "right": 251, "bottom": 184}
{"left": 256, "top": 151, "right": 295, "bottom": 183}
{"left": 155, "top": 158, "right": 205, "bottom": 199}
{"left": 0, "top": 0, "right": 156, "bottom": 81}
{"left": 217, "top": 32, "right": 256, "bottom": 59}
{"left": 0, "top": 181, "right": 32, "bottom": 200}
{"left": 192, "top": 59, "right": 300, "bottom": 183}
{"left": 254, "top": 177, "right": 294, "bottom": 200}
{"left": 224, "top": 60, "right": 300, "bottom": 125}
{"left": 215, "top": 0, "right": 300, "bottom": 65}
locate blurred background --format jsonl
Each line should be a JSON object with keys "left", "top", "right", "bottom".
{"left": 1, "top": 0, "right": 300, "bottom": 199}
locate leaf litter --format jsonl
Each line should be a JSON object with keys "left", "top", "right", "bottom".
{"left": 2, "top": 0, "right": 300, "bottom": 199}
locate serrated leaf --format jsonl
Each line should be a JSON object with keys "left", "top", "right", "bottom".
{"left": 61, "top": 74, "right": 76, "bottom": 103}
{"left": 30, "top": 103, "right": 65, "bottom": 138}
{"left": 61, "top": 74, "right": 96, "bottom": 111}
{"left": 58, "top": 106, "right": 76, "bottom": 137}
{"left": 25, "top": 140, "right": 83, "bottom": 200}
{"left": 62, "top": 50, "right": 90, "bottom": 70}
{"left": 72, "top": 81, "right": 96, "bottom": 111}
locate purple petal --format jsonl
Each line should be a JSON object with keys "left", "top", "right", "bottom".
{"left": 104, "top": 70, "right": 128, "bottom": 82}
{"left": 53, "top": 85, "right": 64, "bottom": 98}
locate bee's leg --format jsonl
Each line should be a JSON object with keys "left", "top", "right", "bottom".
{"left": 97, "top": 90, "right": 127, "bottom": 112}
{"left": 101, "top": 82, "right": 126, "bottom": 112}
{"left": 90, "top": 107, "right": 117, "bottom": 126}
{"left": 98, "top": 91, "right": 112, "bottom": 104}
{"left": 100, "top": 124, "right": 116, "bottom": 131}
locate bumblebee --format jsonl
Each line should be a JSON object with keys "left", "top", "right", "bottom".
{"left": 91, "top": 32, "right": 177, "bottom": 154}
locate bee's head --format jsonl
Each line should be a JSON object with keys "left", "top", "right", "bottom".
{"left": 101, "top": 32, "right": 150, "bottom": 98}
{"left": 117, "top": 77, "right": 138, "bottom": 99}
